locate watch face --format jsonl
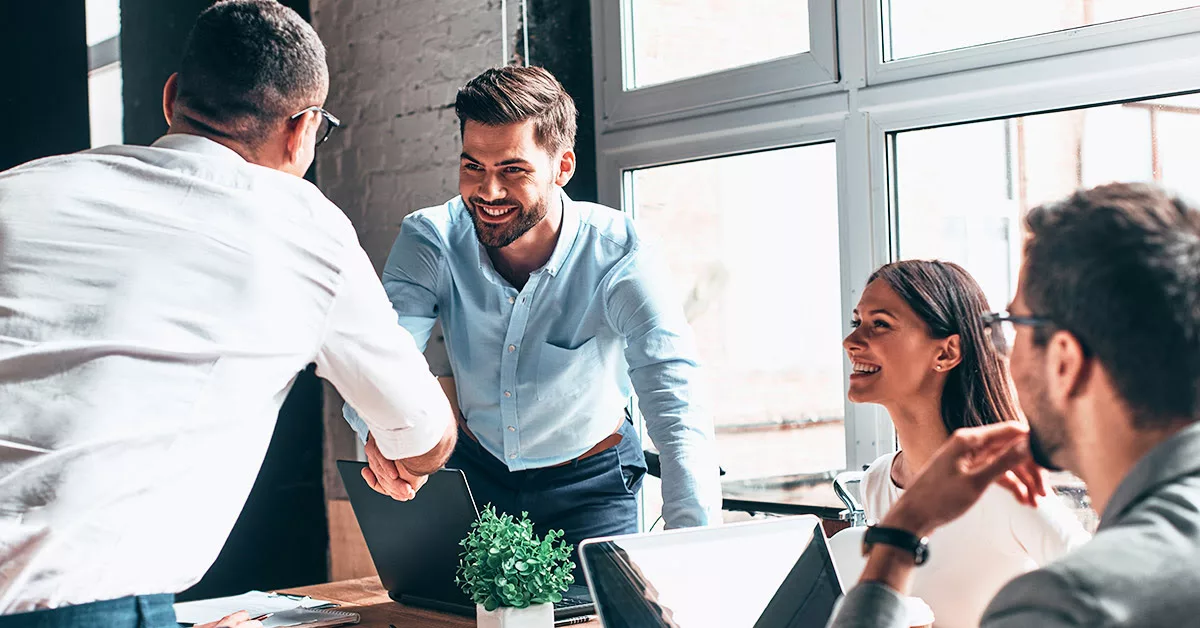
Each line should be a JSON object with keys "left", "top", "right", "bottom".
{"left": 913, "top": 542, "right": 930, "bottom": 566}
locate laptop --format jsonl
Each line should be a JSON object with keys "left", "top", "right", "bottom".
{"left": 336, "top": 460, "right": 594, "bottom": 622}
{"left": 579, "top": 515, "right": 844, "bottom": 628}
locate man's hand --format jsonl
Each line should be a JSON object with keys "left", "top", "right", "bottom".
{"left": 362, "top": 433, "right": 426, "bottom": 501}
{"left": 882, "top": 422, "right": 1047, "bottom": 537}
{"left": 195, "top": 611, "right": 263, "bottom": 628}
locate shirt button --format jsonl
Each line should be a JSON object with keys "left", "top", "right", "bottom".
{"left": 508, "top": 453, "right": 518, "bottom": 459}
{"left": 507, "top": 426, "right": 516, "bottom": 432}
{"left": 504, "top": 390, "right": 512, "bottom": 398}
{"left": 508, "top": 344, "right": 516, "bottom": 352}
{"left": 508, "top": 296, "right": 515, "bottom": 304}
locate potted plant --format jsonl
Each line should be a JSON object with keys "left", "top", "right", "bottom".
{"left": 456, "top": 506, "right": 576, "bottom": 628}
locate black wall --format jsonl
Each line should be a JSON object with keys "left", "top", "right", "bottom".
{"left": 0, "top": 1, "right": 90, "bottom": 171}
{"left": 528, "top": 0, "right": 598, "bottom": 204}
{"left": 119, "top": 0, "right": 330, "bottom": 599}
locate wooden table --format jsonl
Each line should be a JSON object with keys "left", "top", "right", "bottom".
{"left": 280, "top": 577, "right": 600, "bottom": 627}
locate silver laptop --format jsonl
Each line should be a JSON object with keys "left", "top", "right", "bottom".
{"left": 578, "top": 515, "right": 844, "bottom": 628}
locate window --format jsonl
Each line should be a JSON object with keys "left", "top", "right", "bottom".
{"left": 87, "top": 0, "right": 122, "bottom": 147}
{"left": 625, "top": 0, "right": 810, "bottom": 89}
{"left": 882, "top": 0, "right": 1200, "bottom": 61}
{"left": 628, "top": 144, "right": 845, "bottom": 525}
{"left": 592, "top": 0, "right": 1200, "bottom": 523}
{"left": 893, "top": 94, "right": 1200, "bottom": 311}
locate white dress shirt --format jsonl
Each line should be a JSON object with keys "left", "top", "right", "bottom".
{"left": 0, "top": 134, "right": 452, "bottom": 614}
{"left": 858, "top": 451, "right": 1091, "bottom": 628}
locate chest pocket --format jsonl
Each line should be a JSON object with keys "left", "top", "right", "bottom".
{"left": 537, "top": 337, "right": 602, "bottom": 400}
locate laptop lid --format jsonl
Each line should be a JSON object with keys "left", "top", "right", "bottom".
{"left": 336, "top": 461, "right": 478, "bottom": 612}
{"left": 336, "top": 460, "right": 594, "bottom": 621}
{"left": 578, "top": 515, "right": 843, "bottom": 628}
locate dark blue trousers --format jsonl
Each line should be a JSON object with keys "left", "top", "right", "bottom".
{"left": 0, "top": 594, "right": 176, "bottom": 628}
{"left": 447, "top": 418, "right": 647, "bottom": 568}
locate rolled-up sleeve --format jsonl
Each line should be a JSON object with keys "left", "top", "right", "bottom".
{"left": 315, "top": 231, "right": 452, "bottom": 460}
{"left": 605, "top": 247, "right": 722, "bottom": 528}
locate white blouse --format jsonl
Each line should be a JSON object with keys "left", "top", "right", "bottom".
{"left": 858, "top": 451, "right": 1091, "bottom": 628}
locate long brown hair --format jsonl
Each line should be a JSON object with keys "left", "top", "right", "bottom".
{"left": 869, "top": 260, "right": 1021, "bottom": 433}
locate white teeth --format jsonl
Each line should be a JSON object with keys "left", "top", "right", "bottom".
{"left": 480, "top": 206, "right": 514, "bottom": 217}
{"left": 852, "top": 362, "right": 880, "bottom": 374}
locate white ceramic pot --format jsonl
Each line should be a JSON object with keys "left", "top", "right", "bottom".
{"left": 476, "top": 603, "right": 554, "bottom": 628}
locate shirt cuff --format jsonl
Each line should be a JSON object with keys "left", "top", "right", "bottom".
{"left": 826, "top": 582, "right": 910, "bottom": 628}
{"left": 369, "top": 416, "right": 446, "bottom": 461}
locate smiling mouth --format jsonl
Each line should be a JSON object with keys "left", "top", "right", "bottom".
{"left": 476, "top": 204, "right": 517, "bottom": 221}
{"left": 850, "top": 361, "right": 881, "bottom": 378}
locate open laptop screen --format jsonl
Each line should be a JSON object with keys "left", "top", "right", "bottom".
{"left": 579, "top": 515, "right": 842, "bottom": 628}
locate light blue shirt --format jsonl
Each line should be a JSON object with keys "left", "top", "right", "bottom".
{"left": 344, "top": 190, "right": 722, "bottom": 527}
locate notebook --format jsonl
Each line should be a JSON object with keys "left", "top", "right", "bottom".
{"left": 260, "top": 607, "right": 359, "bottom": 627}
{"left": 174, "top": 591, "right": 357, "bottom": 627}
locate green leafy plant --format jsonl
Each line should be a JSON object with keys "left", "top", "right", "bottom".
{"left": 456, "top": 505, "right": 576, "bottom": 611}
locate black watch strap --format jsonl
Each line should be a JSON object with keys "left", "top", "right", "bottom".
{"left": 862, "top": 525, "right": 930, "bottom": 566}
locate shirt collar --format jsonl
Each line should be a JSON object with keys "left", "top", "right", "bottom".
{"left": 151, "top": 133, "right": 248, "bottom": 163}
{"left": 542, "top": 189, "right": 580, "bottom": 277}
{"left": 1099, "top": 420, "right": 1200, "bottom": 529}
{"left": 470, "top": 188, "right": 581, "bottom": 283}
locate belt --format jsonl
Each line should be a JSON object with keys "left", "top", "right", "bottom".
{"left": 457, "top": 414, "right": 625, "bottom": 468}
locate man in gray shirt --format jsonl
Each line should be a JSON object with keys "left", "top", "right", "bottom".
{"left": 830, "top": 182, "right": 1200, "bottom": 628}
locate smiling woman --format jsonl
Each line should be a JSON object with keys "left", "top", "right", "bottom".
{"left": 841, "top": 260, "right": 1089, "bottom": 628}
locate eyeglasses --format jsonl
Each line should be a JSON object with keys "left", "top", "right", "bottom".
{"left": 289, "top": 105, "right": 342, "bottom": 146}
{"left": 981, "top": 312, "right": 1056, "bottom": 356}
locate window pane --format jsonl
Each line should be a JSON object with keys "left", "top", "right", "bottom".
{"left": 627, "top": 144, "right": 844, "bottom": 521}
{"left": 626, "top": 0, "right": 810, "bottom": 89}
{"left": 88, "top": 63, "right": 124, "bottom": 148}
{"left": 889, "top": 94, "right": 1200, "bottom": 532}
{"left": 86, "top": 0, "right": 120, "bottom": 46}
{"left": 883, "top": 0, "right": 1200, "bottom": 61}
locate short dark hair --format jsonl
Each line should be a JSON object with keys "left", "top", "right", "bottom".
{"left": 176, "top": 0, "right": 327, "bottom": 146}
{"left": 870, "top": 260, "right": 1022, "bottom": 434}
{"left": 454, "top": 66, "right": 577, "bottom": 155}
{"left": 1023, "top": 183, "right": 1200, "bottom": 427}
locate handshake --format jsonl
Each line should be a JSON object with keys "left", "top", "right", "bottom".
{"left": 360, "top": 424, "right": 457, "bottom": 501}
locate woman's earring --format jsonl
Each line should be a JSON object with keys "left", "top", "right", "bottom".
{"left": 935, "top": 365, "right": 943, "bottom": 371}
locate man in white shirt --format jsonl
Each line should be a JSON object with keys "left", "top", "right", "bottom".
{"left": 0, "top": 2, "right": 454, "bottom": 626}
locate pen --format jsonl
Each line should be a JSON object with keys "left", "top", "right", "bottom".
{"left": 252, "top": 613, "right": 274, "bottom": 622}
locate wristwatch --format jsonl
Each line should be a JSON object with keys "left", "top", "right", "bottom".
{"left": 861, "top": 524, "right": 930, "bottom": 566}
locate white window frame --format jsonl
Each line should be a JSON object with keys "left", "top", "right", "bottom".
{"left": 868, "top": 4, "right": 1200, "bottom": 85}
{"left": 592, "top": 0, "right": 1200, "bottom": 476}
{"left": 593, "top": 0, "right": 838, "bottom": 131}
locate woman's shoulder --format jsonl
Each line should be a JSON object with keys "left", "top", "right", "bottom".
{"left": 861, "top": 451, "right": 902, "bottom": 518}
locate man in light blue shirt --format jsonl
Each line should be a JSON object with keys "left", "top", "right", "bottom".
{"left": 346, "top": 66, "right": 722, "bottom": 550}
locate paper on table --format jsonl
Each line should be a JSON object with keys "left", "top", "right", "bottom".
{"left": 173, "top": 591, "right": 333, "bottom": 624}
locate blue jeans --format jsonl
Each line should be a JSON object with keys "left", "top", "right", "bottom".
{"left": 448, "top": 418, "right": 647, "bottom": 568}
{"left": 0, "top": 594, "right": 176, "bottom": 628}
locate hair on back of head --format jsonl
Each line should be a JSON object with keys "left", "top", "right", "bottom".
{"left": 1023, "top": 182, "right": 1200, "bottom": 428}
{"left": 454, "top": 66, "right": 577, "bottom": 155}
{"left": 175, "top": 0, "right": 328, "bottom": 146}
{"left": 869, "top": 260, "right": 1022, "bottom": 434}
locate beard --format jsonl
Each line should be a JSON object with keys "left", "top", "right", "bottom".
{"left": 468, "top": 192, "right": 549, "bottom": 249}
{"left": 1020, "top": 371, "right": 1067, "bottom": 472}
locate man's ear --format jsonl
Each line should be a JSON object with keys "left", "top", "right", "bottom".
{"left": 162, "top": 73, "right": 180, "bottom": 126}
{"left": 1045, "top": 330, "right": 1090, "bottom": 404}
{"left": 284, "top": 110, "right": 316, "bottom": 166}
{"left": 936, "top": 334, "right": 964, "bottom": 372}
{"left": 554, "top": 149, "right": 577, "bottom": 187}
